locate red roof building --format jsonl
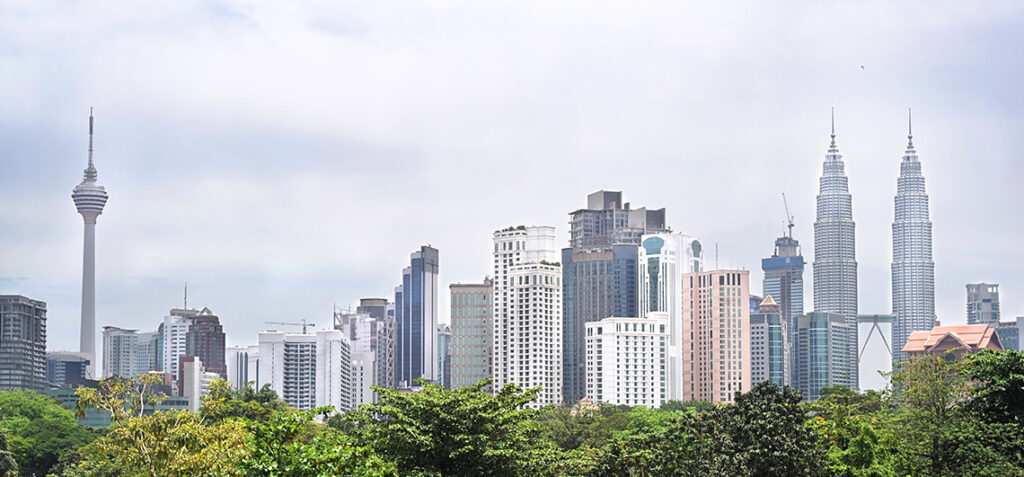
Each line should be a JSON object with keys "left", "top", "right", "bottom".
{"left": 902, "top": 324, "right": 1004, "bottom": 361}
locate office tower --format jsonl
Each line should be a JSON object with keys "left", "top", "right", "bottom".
{"left": 638, "top": 232, "right": 703, "bottom": 401}
{"left": 493, "top": 226, "right": 562, "bottom": 407}
{"left": 585, "top": 313, "right": 669, "bottom": 407}
{"left": 46, "top": 352, "right": 90, "bottom": 386}
{"left": 813, "top": 112, "right": 859, "bottom": 386}
{"left": 450, "top": 279, "right": 493, "bottom": 389}
{"left": 162, "top": 308, "right": 199, "bottom": 381}
{"left": 225, "top": 346, "right": 251, "bottom": 390}
{"left": 102, "top": 326, "right": 138, "bottom": 378}
{"left": 356, "top": 298, "right": 390, "bottom": 319}
{"left": 185, "top": 308, "right": 226, "bottom": 378}
{"left": 891, "top": 111, "right": 936, "bottom": 367}
{"left": 436, "top": 324, "right": 451, "bottom": 388}
{"left": 681, "top": 270, "right": 751, "bottom": 404}
{"left": 0, "top": 296, "right": 47, "bottom": 392}
{"left": 749, "top": 296, "right": 790, "bottom": 387}
{"left": 133, "top": 331, "right": 161, "bottom": 377}
{"left": 966, "top": 284, "right": 1000, "bottom": 325}
{"left": 762, "top": 231, "right": 804, "bottom": 325}
{"left": 334, "top": 311, "right": 390, "bottom": 405}
{"left": 72, "top": 111, "right": 108, "bottom": 376}
{"left": 794, "top": 312, "right": 854, "bottom": 401}
{"left": 316, "top": 330, "right": 353, "bottom": 413}
{"left": 994, "top": 318, "right": 1023, "bottom": 351}
{"left": 396, "top": 246, "right": 439, "bottom": 387}
{"left": 562, "top": 191, "right": 669, "bottom": 404}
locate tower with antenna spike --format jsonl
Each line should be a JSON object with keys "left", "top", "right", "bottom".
{"left": 891, "top": 108, "right": 935, "bottom": 365}
{"left": 763, "top": 192, "right": 805, "bottom": 388}
{"left": 72, "top": 108, "right": 109, "bottom": 377}
{"left": 812, "top": 107, "right": 859, "bottom": 389}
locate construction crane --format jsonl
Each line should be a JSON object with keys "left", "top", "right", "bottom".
{"left": 782, "top": 193, "right": 795, "bottom": 239}
{"left": 265, "top": 319, "right": 316, "bottom": 334}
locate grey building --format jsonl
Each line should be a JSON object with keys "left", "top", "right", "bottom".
{"left": 46, "top": 352, "right": 90, "bottom": 387}
{"left": 450, "top": 279, "right": 492, "bottom": 389}
{"left": 813, "top": 114, "right": 859, "bottom": 387}
{"left": 562, "top": 191, "right": 667, "bottom": 404}
{"left": 0, "top": 295, "right": 47, "bottom": 392}
{"left": 396, "top": 246, "right": 440, "bottom": 387}
{"left": 966, "top": 283, "right": 1000, "bottom": 325}
{"left": 750, "top": 297, "right": 790, "bottom": 388}
{"left": 185, "top": 308, "right": 226, "bottom": 378}
{"left": 102, "top": 326, "right": 138, "bottom": 378}
{"left": 437, "top": 324, "right": 451, "bottom": 388}
{"left": 795, "top": 312, "right": 854, "bottom": 401}
{"left": 891, "top": 113, "right": 936, "bottom": 366}
{"left": 994, "top": 318, "right": 1022, "bottom": 351}
{"left": 762, "top": 230, "right": 804, "bottom": 387}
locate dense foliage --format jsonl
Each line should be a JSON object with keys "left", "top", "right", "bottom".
{"left": 0, "top": 349, "right": 1021, "bottom": 476}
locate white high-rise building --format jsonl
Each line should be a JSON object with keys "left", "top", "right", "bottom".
{"left": 133, "top": 331, "right": 160, "bottom": 377}
{"left": 334, "top": 311, "right": 386, "bottom": 405}
{"left": 225, "top": 346, "right": 251, "bottom": 390}
{"left": 102, "top": 326, "right": 137, "bottom": 379}
{"left": 891, "top": 111, "right": 935, "bottom": 365}
{"left": 585, "top": 313, "right": 668, "bottom": 407}
{"left": 72, "top": 110, "right": 109, "bottom": 378}
{"left": 179, "top": 356, "right": 220, "bottom": 412}
{"left": 813, "top": 112, "right": 859, "bottom": 387}
{"left": 162, "top": 309, "right": 198, "bottom": 382}
{"left": 637, "top": 232, "right": 702, "bottom": 400}
{"left": 492, "top": 226, "right": 562, "bottom": 407}
{"left": 258, "top": 330, "right": 352, "bottom": 412}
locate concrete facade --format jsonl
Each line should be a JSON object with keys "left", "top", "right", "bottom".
{"left": 681, "top": 270, "right": 751, "bottom": 404}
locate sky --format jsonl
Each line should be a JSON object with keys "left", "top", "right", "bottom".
{"left": 1, "top": 1, "right": 1022, "bottom": 392}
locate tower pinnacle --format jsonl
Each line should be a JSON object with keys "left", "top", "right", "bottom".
{"left": 907, "top": 108, "right": 914, "bottom": 150}
{"left": 830, "top": 107, "right": 836, "bottom": 147}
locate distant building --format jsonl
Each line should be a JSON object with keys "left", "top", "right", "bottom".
{"left": 46, "top": 352, "right": 90, "bottom": 387}
{"left": 102, "top": 326, "right": 138, "bottom": 378}
{"left": 162, "top": 309, "right": 199, "bottom": 382}
{"left": 795, "top": 312, "right": 854, "bottom": 401}
{"left": 356, "top": 298, "right": 390, "bottom": 319}
{"left": 258, "top": 329, "right": 352, "bottom": 412}
{"left": 585, "top": 313, "right": 668, "bottom": 407}
{"left": 902, "top": 324, "right": 1003, "bottom": 360}
{"left": 638, "top": 232, "right": 703, "bottom": 401}
{"left": 750, "top": 296, "right": 790, "bottom": 388}
{"left": 437, "top": 324, "right": 451, "bottom": 388}
{"left": 561, "top": 191, "right": 667, "bottom": 404}
{"left": 0, "top": 295, "right": 47, "bottom": 392}
{"left": 450, "top": 279, "right": 493, "bottom": 389}
{"left": 681, "top": 270, "right": 751, "bottom": 404}
{"left": 225, "top": 346, "right": 251, "bottom": 390}
{"left": 185, "top": 308, "right": 226, "bottom": 378}
{"left": 994, "top": 318, "right": 1023, "bottom": 351}
{"left": 492, "top": 226, "right": 563, "bottom": 407}
{"left": 133, "top": 331, "right": 161, "bottom": 377}
{"left": 966, "top": 284, "right": 1000, "bottom": 325}
{"left": 315, "top": 330, "right": 353, "bottom": 413}
{"left": 396, "top": 246, "right": 440, "bottom": 387}
{"left": 179, "top": 356, "right": 219, "bottom": 412}
{"left": 334, "top": 311, "right": 391, "bottom": 406}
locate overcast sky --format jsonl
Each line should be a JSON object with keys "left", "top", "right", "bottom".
{"left": 2, "top": 1, "right": 1022, "bottom": 391}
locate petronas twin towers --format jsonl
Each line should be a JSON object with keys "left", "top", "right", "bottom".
{"left": 813, "top": 110, "right": 934, "bottom": 386}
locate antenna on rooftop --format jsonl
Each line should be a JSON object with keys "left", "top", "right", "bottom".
{"left": 184, "top": 282, "right": 188, "bottom": 310}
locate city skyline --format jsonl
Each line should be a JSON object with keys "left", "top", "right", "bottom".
{"left": 2, "top": 2, "right": 1023, "bottom": 394}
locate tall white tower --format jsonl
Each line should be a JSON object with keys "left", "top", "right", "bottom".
{"left": 891, "top": 110, "right": 935, "bottom": 365}
{"left": 812, "top": 110, "right": 859, "bottom": 388}
{"left": 72, "top": 109, "right": 109, "bottom": 375}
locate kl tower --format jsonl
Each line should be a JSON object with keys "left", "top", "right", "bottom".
{"left": 71, "top": 109, "right": 108, "bottom": 377}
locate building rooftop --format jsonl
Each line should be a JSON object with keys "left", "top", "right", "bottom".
{"left": 902, "top": 324, "right": 1003, "bottom": 353}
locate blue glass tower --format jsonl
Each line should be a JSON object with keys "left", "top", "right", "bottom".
{"left": 395, "top": 246, "right": 439, "bottom": 387}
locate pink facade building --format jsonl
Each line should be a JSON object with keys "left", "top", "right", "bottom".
{"left": 682, "top": 270, "right": 751, "bottom": 403}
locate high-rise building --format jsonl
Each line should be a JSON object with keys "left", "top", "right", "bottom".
{"left": 891, "top": 112, "right": 936, "bottom": 367}
{"left": 681, "top": 270, "right": 751, "bottom": 404}
{"left": 994, "top": 319, "right": 1022, "bottom": 352}
{"left": 133, "top": 331, "right": 161, "bottom": 377}
{"left": 794, "top": 312, "right": 854, "bottom": 401}
{"left": 0, "top": 296, "right": 47, "bottom": 392}
{"left": 72, "top": 111, "right": 109, "bottom": 377}
{"left": 225, "top": 346, "right": 251, "bottom": 390}
{"left": 46, "top": 352, "right": 90, "bottom": 386}
{"left": 185, "top": 308, "right": 226, "bottom": 378}
{"left": 356, "top": 298, "right": 390, "bottom": 320}
{"left": 750, "top": 296, "right": 790, "bottom": 388}
{"left": 396, "top": 246, "right": 439, "bottom": 387}
{"left": 966, "top": 283, "right": 1000, "bottom": 325}
{"left": 102, "top": 326, "right": 138, "bottom": 378}
{"left": 315, "top": 329, "right": 353, "bottom": 413}
{"left": 334, "top": 310, "right": 392, "bottom": 405}
{"left": 179, "top": 356, "right": 220, "bottom": 412}
{"left": 762, "top": 230, "right": 804, "bottom": 387}
{"left": 492, "top": 226, "right": 562, "bottom": 407}
{"left": 638, "top": 232, "right": 703, "bottom": 401}
{"left": 437, "top": 324, "right": 451, "bottom": 388}
{"left": 162, "top": 308, "right": 199, "bottom": 382}
{"left": 562, "top": 191, "right": 668, "bottom": 404}
{"left": 813, "top": 112, "right": 859, "bottom": 387}
{"left": 585, "top": 313, "right": 669, "bottom": 407}
{"left": 450, "top": 279, "right": 493, "bottom": 389}
{"left": 257, "top": 329, "right": 353, "bottom": 412}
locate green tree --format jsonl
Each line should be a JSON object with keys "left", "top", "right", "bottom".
{"left": 0, "top": 390, "right": 95, "bottom": 477}
{"left": 199, "top": 380, "right": 290, "bottom": 423}
{"left": 535, "top": 402, "right": 631, "bottom": 450}
{"left": 349, "top": 378, "right": 568, "bottom": 476}
{"left": 0, "top": 430, "right": 17, "bottom": 477}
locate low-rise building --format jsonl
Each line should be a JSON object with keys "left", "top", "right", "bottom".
{"left": 902, "top": 323, "right": 1004, "bottom": 360}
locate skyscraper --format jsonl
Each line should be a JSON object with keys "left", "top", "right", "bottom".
{"left": 562, "top": 191, "right": 668, "bottom": 404}
{"left": 396, "top": 246, "right": 439, "bottom": 387}
{"left": 185, "top": 308, "right": 227, "bottom": 378}
{"left": 749, "top": 296, "right": 790, "bottom": 388}
{"left": 162, "top": 308, "right": 199, "bottom": 382}
{"left": 102, "top": 326, "right": 138, "bottom": 378}
{"left": 0, "top": 296, "right": 47, "bottom": 392}
{"left": 681, "top": 270, "right": 751, "bottom": 404}
{"left": 493, "top": 226, "right": 562, "bottom": 407}
{"left": 966, "top": 283, "right": 1000, "bottom": 325}
{"left": 450, "top": 279, "right": 493, "bottom": 389}
{"left": 891, "top": 111, "right": 935, "bottom": 365}
{"left": 437, "top": 324, "right": 451, "bottom": 388}
{"left": 72, "top": 110, "right": 109, "bottom": 376}
{"left": 794, "top": 312, "right": 854, "bottom": 401}
{"left": 813, "top": 112, "right": 859, "bottom": 387}
{"left": 638, "top": 232, "right": 702, "bottom": 401}
{"left": 762, "top": 232, "right": 804, "bottom": 327}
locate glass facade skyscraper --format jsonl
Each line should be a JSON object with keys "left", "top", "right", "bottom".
{"left": 794, "top": 312, "right": 853, "bottom": 401}
{"left": 450, "top": 279, "right": 492, "bottom": 389}
{"left": 396, "top": 246, "right": 439, "bottom": 387}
